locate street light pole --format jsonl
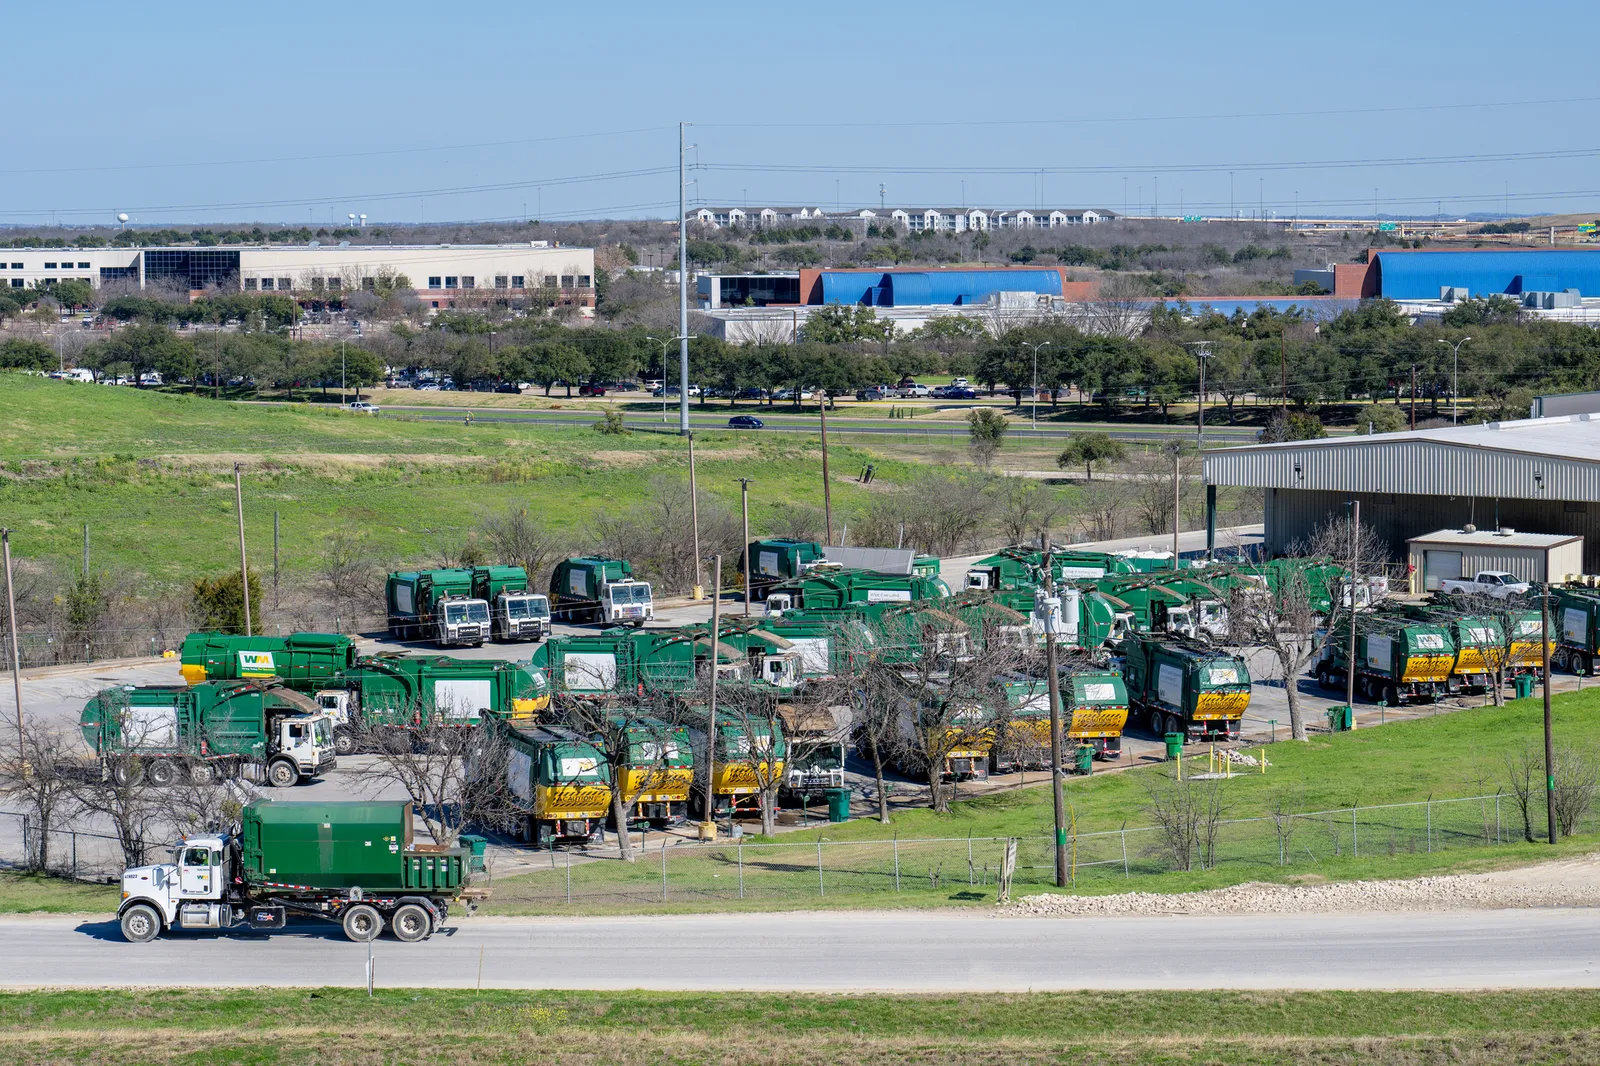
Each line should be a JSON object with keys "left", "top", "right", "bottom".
{"left": 1437, "top": 337, "right": 1471, "bottom": 425}
{"left": 1187, "top": 342, "right": 1212, "bottom": 449}
{"left": 2, "top": 529, "right": 24, "bottom": 756}
{"left": 646, "top": 335, "right": 684, "bottom": 424}
{"left": 234, "top": 464, "right": 252, "bottom": 636}
{"left": 678, "top": 122, "right": 692, "bottom": 436}
{"left": 738, "top": 478, "right": 754, "bottom": 617}
{"left": 688, "top": 434, "right": 703, "bottom": 599}
{"left": 1021, "top": 341, "right": 1050, "bottom": 430}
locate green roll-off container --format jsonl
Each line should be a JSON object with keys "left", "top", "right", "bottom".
{"left": 239, "top": 798, "right": 465, "bottom": 893}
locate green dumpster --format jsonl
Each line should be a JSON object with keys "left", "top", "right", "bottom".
{"left": 826, "top": 788, "right": 850, "bottom": 822}
{"left": 1513, "top": 674, "right": 1536, "bottom": 699}
{"left": 1327, "top": 705, "right": 1353, "bottom": 732}
{"left": 459, "top": 834, "right": 488, "bottom": 873}
{"left": 1163, "top": 733, "right": 1184, "bottom": 760}
{"left": 1073, "top": 744, "right": 1094, "bottom": 775}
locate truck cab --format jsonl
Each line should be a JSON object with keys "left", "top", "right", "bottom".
{"left": 764, "top": 592, "right": 793, "bottom": 617}
{"left": 435, "top": 596, "right": 490, "bottom": 646}
{"left": 602, "top": 579, "right": 654, "bottom": 625}
{"left": 964, "top": 566, "right": 999, "bottom": 592}
{"left": 268, "top": 712, "right": 337, "bottom": 787}
{"left": 495, "top": 591, "right": 551, "bottom": 642}
{"left": 118, "top": 833, "right": 246, "bottom": 942}
{"left": 313, "top": 691, "right": 359, "bottom": 756}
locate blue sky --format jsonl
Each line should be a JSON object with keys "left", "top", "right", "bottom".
{"left": 5, "top": 0, "right": 1598, "bottom": 225}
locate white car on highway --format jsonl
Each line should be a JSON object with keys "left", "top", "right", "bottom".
{"left": 345, "top": 401, "right": 380, "bottom": 415}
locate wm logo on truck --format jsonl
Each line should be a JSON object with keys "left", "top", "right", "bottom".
{"left": 237, "top": 651, "right": 277, "bottom": 677}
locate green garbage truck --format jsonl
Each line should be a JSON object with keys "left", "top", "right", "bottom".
{"left": 1314, "top": 616, "right": 1455, "bottom": 705}
{"left": 963, "top": 546, "right": 1137, "bottom": 593}
{"left": 1555, "top": 586, "right": 1600, "bottom": 675}
{"left": 747, "top": 538, "right": 827, "bottom": 599}
{"left": 763, "top": 566, "right": 951, "bottom": 617}
{"left": 1119, "top": 635, "right": 1251, "bottom": 744}
{"left": 491, "top": 721, "right": 613, "bottom": 847}
{"left": 549, "top": 557, "right": 654, "bottom": 626}
{"left": 179, "top": 631, "right": 357, "bottom": 687}
{"left": 80, "top": 681, "right": 336, "bottom": 788}
{"left": 386, "top": 568, "right": 490, "bottom": 646}
{"left": 470, "top": 565, "right": 552, "bottom": 642}
{"left": 989, "top": 669, "right": 1130, "bottom": 771}
{"left": 314, "top": 654, "right": 549, "bottom": 747}
{"left": 115, "top": 798, "right": 483, "bottom": 944}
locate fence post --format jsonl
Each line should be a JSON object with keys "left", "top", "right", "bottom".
{"left": 738, "top": 842, "right": 744, "bottom": 900}
{"left": 1121, "top": 829, "right": 1129, "bottom": 878}
{"left": 967, "top": 834, "right": 973, "bottom": 886}
{"left": 1352, "top": 806, "right": 1358, "bottom": 858}
{"left": 72, "top": 831, "right": 78, "bottom": 881}
{"left": 661, "top": 839, "right": 668, "bottom": 903}
{"left": 20, "top": 815, "right": 28, "bottom": 869}
{"left": 565, "top": 846, "right": 571, "bottom": 905}
{"left": 1427, "top": 798, "right": 1432, "bottom": 853}
{"left": 817, "top": 841, "right": 824, "bottom": 897}
{"left": 1496, "top": 793, "right": 1502, "bottom": 844}
{"left": 893, "top": 835, "right": 900, "bottom": 891}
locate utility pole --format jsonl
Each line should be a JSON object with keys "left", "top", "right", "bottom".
{"left": 1040, "top": 532, "right": 1068, "bottom": 888}
{"left": 233, "top": 463, "right": 252, "bottom": 636}
{"left": 273, "top": 511, "right": 281, "bottom": 608}
{"left": 704, "top": 553, "right": 722, "bottom": 836}
{"left": 1543, "top": 545, "right": 1557, "bottom": 845}
{"left": 1410, "top": 364, "right": 1418, "bottom": 430}
{"left": 678, "top": 121, "right": 691, "bottom": 436}
{"left": 1280, "top": 331, "right": 1287, "bottom": 409}
{"left": 341, "top": 338, "right": 346, "bottom": 404}
{"left": 2, "top": 528, "right": 23, "bottom": 752}
{"left": 1022, "top": 341, "right": 1050, "bottom": 430}
{"left": 1187, "top": 342, "right": 1211, "bottom": 448}
{"left": 738, "top": 478, "right": 754, "bottom": 617}
{"left": 1170, "top": 443, "right": 1182, "bottom": 564}
{"left": 1346, "top": 500, "right": 1360, "bottom": 727}
{"left": 688, "top": 434, "right": 703, "bottom": 599}
{"left": 819, "top": 393, "right": 834, "bottom": 544}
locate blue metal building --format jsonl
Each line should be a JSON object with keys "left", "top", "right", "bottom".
{"left": 817, "top": 268, "right": 1065, "bottom": 307}
{"left": 1374, "top": 250, "right": 1600, "bottom": 301}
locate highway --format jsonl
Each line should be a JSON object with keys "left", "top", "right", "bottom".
{"left": 1, "top": 909, "right": 1596, "bottom": 990}
{"left": 385, "top": 405, "right": 1263, "bottom": 443}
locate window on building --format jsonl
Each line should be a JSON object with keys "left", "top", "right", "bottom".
{"left": 577, "top": 274, "right": 591, "bottom": 287}
{"left": 258, "top": 278, "right": 273, "bottom": 290}
{"left": 277, "top": 278, "right": 292, "bottom": 291}
{"left": 430, "top": 300, "right": 439, "bottom": 308}
{"left": 44, "top": 262, "right": 56, "bottom": 269}
{"left": 310, "top": 277, "right": 325, "bottom": 291}
{"left": 511, "top": 275, "right": 525, "bottom": 289}
{"left": 444, "top": 276, "right": 458, "bottom": 288}
{"left": 494, "top": 275, "right": 508, "bottom": 289}
{"left": 428, "top": 276, "right": 442, "bottom": 289}
{"left": 560, "top": 275, "right": 575, "bottom": 288}
{"left": 244, "top": 278, "right": 258, "bottom": 290}
{"left": 460, "top": 276, "right": 475, "bottom": 289}
{"left": 8, "top": 263, "right": 20, "bottom": 270}
{"left": 543, "top": 275, "right": 557, "bottom": 288}
{"left": 9, "top": 279, "right": 22, "bottom": 288}
{"left": 362, "top": 277, "right": 376, "bottom": 291}
{"left": 327, "top": 278, "right": 341, "bottom": 291}
{"left": 78, "top": 262, "right": 89, "bottom": 269}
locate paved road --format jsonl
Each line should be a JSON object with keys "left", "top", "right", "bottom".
{"left": 2, "top": 909, "right": 1596, "bottom": 990}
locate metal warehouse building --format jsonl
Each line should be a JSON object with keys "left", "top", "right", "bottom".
{"left": 1331, "top": 248, "right": 1600, "bottom": 300}
{"left": 1203, "top": 413, "right": 1600, "bottom": 575}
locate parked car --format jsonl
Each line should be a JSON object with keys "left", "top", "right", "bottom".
{"left": 494, "top": 382, "right": 523, "bottom": 394}
{"left": 951, "top": 378, "right": 970, "bottom": 388}
{"left": 945, "top": 387, "right": 977, "bottom": 400}
{"left": 856, "top": 387, "right": 889, "bottom": 401}
{"left": 579, "top": 383, "right": 607, "bottom": 396}
{"left": 898, "top": 383, "right": 931, "bottom": 398}
{"left": 728, "top": 415, "right": 765, "bottom": 429}
{"left": 737, "top": 387, "right": 768, "bottom": 400}
{"left": 345, "top": 401, "right": 380, "bottom": 414}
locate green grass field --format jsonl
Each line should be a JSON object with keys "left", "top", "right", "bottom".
{"left": 0, "top": 375, "right": 927, "bottom": 585}
{"left": 483, "top": 686, "right": 1600, "bottom": 912}
{"left": 0, "top": 872, "right": 120, "bottom": 914}
{"left": 0, "top": 987, "right": 1594, "bottom": 1064}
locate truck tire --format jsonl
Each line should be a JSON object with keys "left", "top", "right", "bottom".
{"left": 390, "top": 903, "right": 431, "bottom": 943}
{"left": 342, "top": 904, "right": 383, "bottom": 942}
{"left": 1383, "top": 683, "right": 1400, "bottom": 708}
{"left": 120, "top": 904, "right": 162, "bottom": 944}
{"left": 144, "top": 760, "right": 178, "bottom": 787}
{"left": 187, "top": 762, "right": 218, "bottom": 785}
{"left": 266, "top": 759, "right": 301, "bottom": 788}
{"left": 333, "top": 729, "right": 359, "bottom": 757}
{"left": 111, "top": 761, "right": 142, "bottom": 787}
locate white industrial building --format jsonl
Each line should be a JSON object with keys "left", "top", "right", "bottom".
{"left": 0, "top": 243, "right": 596, "bottom": 309}
{"left": 1203, "top": 412, "right": 1600, "bottom": 575}
{"left": 690, "top": 206, "right": 1115, "bottom": 231}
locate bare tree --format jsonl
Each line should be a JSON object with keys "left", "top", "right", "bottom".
{"left": 479, "top": 507, "right": 565, "bottom": 588}
{"left": 593, "top": 476, "right": 743, "bottom": 595}
{"left": 0, "top": 723, "right": 81, "bottom": 871}
{"left": 1073, "top": 479, "right": 1128, "bottom": 541}
{"left": 71, "top": 754, "right": 168, "bottom": 869}
{"left": 555, "top": 692, "right": 691, "bottom": 863}
{"left": 994, "top": 475, "right": 1066, "bottom": 548}
{"left": 1140, "top": 776, "right": 1232, "bottom": 872}
{"left": 318, "top": 530, "right": 379, "bottom": 629}
{"left": 1221, "top": 565, "right": 1325, "bottom": 741}
{"left": 1503, "top": 743, "right": 1542, "bottom": 843}
{"left": 347, "top": 714, "right": 513, "bottom": 846}
{"left": 1552, "top": 743, "right": 1598, "bottom": 838}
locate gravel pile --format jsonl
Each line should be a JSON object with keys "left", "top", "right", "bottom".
{"left": 1005, "top": 856, "right": 1600, "bottom": 917}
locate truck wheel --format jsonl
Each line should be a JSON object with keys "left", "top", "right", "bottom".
{"left": 266, "top": 760, "right": 300, "bottom": 788}
{"left": 144, "top": 760, "right": 178, "bottom": 787}
{"left": 187, "top": 762, "right": 218, "bottom": 785}
{"left": 1383, "top": 683, "right": 1400, "bottom": 707}
{"left": 111, "top": 761, "right": 143, "bottom": 787}
{"left": 120, "top": 904, "right": 162, "bottom": 944}
{"left": 1166, "top": 715, "right": 1185, "bottom": 742}
{"left": 342, "top": 904, "right": 383, "bottom": 942}
{"left": 390, "top": 903, "right": 431, "bottom": 943}
{"left": 333, "top": 730, "right": 359, "bottom": 757}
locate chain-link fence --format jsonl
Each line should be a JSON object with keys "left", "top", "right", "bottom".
{"left": 7, "top": 788, "right": 1593, "bottom": 900}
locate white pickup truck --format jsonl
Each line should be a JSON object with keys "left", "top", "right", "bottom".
{"left": 1440, "top": 571, "right": 1532, "bottom": 599}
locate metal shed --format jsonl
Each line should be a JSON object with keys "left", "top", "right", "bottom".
{"left": 1405, "top": 529, "right": 1584, "bottom": 593}
{"left": 1202, "top": 413, "right": 1600, "bottom": 573}
{"left": 1373, "top": 249, "right": 1600, "bottom": 301}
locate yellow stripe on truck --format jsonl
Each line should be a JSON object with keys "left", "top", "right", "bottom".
{"left": 1068, "top": 707, "right": 1129, "bottom": 738}
{"left": 1193, "top": 690, "right": 1250, "bottom": 721}
{"left": 534, "top": 784, "right": 610, "bottom": 820}
{"left": 510, "top": 695, "right": 549, "bottom": 718}
{"left": 1402, "top": 655, "right": 1454, "bottom": 683}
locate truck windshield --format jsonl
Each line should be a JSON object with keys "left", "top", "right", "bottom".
{"left": 612, "top": 584, "right": 651, "bottom": 604}
{"left": 506, "top": 597, "right": 549, "bottom": 620}
{"left": 313, "top": 718, "right": 332, "bottom": 745}
{"left": 805, "top": 744, "right": 844, "bottom": 771}
{"left": 448, "top": 602, "right": 490, "bottom": 623}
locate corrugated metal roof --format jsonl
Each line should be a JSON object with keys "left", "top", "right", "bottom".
{"left": 1375, "top": 249, "right": 1600, "bottom": 300}
{"left": 1406, "top": 528, "right": 1582, "bottom": 549}
{"left": 1203, "top": 413, "right": 1600, "bottom": 501}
